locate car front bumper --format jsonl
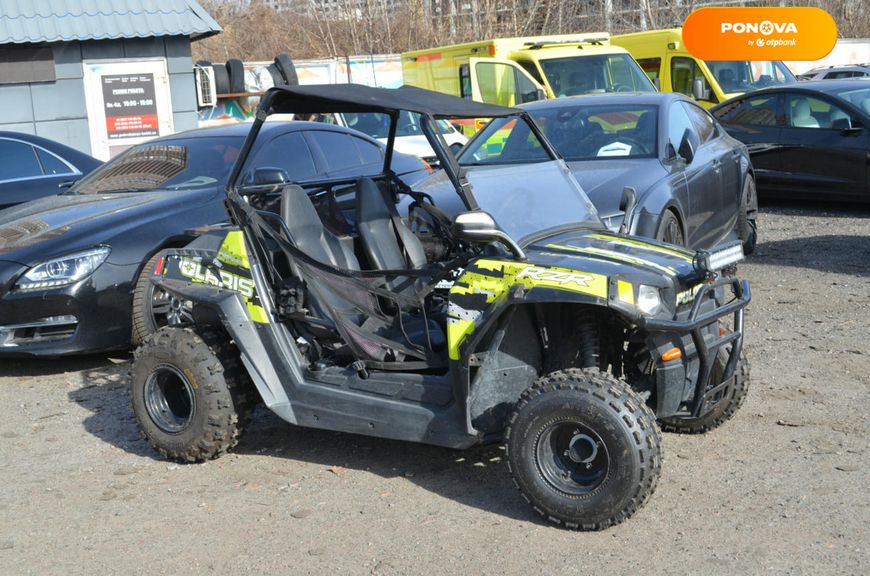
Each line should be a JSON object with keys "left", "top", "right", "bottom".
{"left": 0, "top": 260, "right": 137, "bottom": 357}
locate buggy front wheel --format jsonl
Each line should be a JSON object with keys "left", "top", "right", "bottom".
{"left": 130, "top": 328, "right": 255, "bottom": 462}
{"left": 506, "top": 369, "right": 662, "bottom": 530}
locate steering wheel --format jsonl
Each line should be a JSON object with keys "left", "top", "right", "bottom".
{"left": 599, "top": 136, "right": 651, "bottom": 156}
{"left": 612, "top": 84, "right": 634, "bottom": 93}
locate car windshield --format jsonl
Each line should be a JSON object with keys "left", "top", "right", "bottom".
{"left": 539, "top": 54, "right": 654, "bottom": 97}
{"left": 705, "top": 60, "right": 795, "bottom": 93}
{"left": 339, "top": 111, "right": 456, "bottom": 139}
{"left": 528, "top": 104, "right": 658, "bottom": 161}
{"left": 456, "top": 115, "right": 602, "bottom": 241}
{"left": 73, "top": 136, "right": 243, "bottom": 194}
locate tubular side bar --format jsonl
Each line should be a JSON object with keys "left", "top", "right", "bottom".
{"left": 640, "top": 278, "right": 751, "bottom": 417}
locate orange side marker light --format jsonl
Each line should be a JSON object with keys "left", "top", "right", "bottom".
{"left": 661, "top": 347, "right": 682, "bottom": 362}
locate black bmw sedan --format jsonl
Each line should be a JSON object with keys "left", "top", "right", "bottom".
{"left": 0, "top": 132, "right": 102, "bottom": 209}
{"left": 711, "top": 79, "right": 870, "bottom": 202}
{"left": 0, "top": 122, "right": 426, "bottom": 356}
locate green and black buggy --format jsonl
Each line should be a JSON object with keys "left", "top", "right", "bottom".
{"left": 130, "top": 84, "right": 751, "bottom": 530}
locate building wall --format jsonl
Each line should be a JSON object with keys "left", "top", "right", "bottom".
{"left": 0, "top": 36, "right": 197, "bottom": 156}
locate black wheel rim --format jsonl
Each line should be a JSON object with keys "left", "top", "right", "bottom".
{"left": 535, "top": 420, "right": 610, "bottom": 495}
{"left": 661, "top": 217, "right": 684, "bottom": 246}
{"left": 144, "top": 365, "right": 196, "bottom": 434}
{"left": 148, "top": 284, "right": 193, "bottom": 330}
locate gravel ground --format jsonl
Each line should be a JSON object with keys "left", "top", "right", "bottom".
{"left": 1, "top": 202, "right": 868, "bottom": 575}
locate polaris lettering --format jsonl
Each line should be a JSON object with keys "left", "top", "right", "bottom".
{"left": 178, "top": 257, "right": 255, "bottom": 298}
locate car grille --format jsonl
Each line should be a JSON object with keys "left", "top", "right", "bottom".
{"left": 0, "top": 315, "right": 79, "bottom": 347}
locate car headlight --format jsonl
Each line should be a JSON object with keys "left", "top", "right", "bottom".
{"left": 15, "top": 247, "right": 111, "bottom": 291}
{"left": 637, "top": 284, "right": 662, "bottom": 316}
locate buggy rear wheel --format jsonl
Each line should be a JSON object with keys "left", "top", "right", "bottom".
{"left": 506, "top": 369, "right": 662, "bottom": 530}
{"left": 130, "top": 328, "right": 255, "bottom": 462}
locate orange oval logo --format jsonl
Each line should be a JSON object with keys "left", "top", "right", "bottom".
{"left": 683, "top": 7, "right": 837, "bottom": 61}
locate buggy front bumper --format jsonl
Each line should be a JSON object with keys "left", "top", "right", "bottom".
{"left": 639, "top": 277, "right": 750, "bottom": 418}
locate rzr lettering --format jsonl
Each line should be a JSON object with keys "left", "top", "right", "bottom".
{"left": 515, "top": 267, "right": 594, "bottom": 287}
{"left": 178, "top": 257, "right": 255, "bottom": 298}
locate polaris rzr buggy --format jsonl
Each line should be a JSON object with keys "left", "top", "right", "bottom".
{"left": 131, "top": 84, "right": 751, "bottom": 530}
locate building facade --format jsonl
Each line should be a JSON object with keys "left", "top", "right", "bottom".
{"left": 0, "top": 1, "right": 221, "bottom": 159}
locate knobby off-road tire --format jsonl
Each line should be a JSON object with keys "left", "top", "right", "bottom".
{"left": 659, "top": 348, "right": 750, "bottom": 434}
{"left": 130, "top": 328, "right": 256, "bottom": 462}
{"left": 737, "top": 176, "right": 758, "bottom": 255}
{"left": 506, "top": 369, "right": 662, "bottom": 530}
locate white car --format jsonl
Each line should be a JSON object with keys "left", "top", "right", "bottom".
{"left": 267, "top": 109, "right": 467, "bottom": 165}
{"left": 334, "top": 110, "right": 467, "bottom": 165}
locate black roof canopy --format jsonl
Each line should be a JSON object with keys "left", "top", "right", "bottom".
{"left": 264, "top": 83, "right": 521, "bottom": 118}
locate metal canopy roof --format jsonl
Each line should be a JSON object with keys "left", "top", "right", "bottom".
{"left": 0, "top": 0, "right": 222, "bottom": 44}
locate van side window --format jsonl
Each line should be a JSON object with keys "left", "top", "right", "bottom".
{"left": 637, "top": 58, "right": 661, "bottom": 82}
{"left": 474, "top": 61, "right": 539, "bottom": 106}
{"left": 459, "top": 64, "right": 472, "bottom": 99}
{"left": 670, "top": 57, "right": 712, "bottom": 101}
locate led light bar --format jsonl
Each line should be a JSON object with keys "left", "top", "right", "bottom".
{"left": 695, "top": 241, "right": 744, "bottom": 274}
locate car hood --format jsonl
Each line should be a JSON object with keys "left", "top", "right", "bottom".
{"left": 0, "top": 190, "right": 216, "bottom": 266}
{"left": 523, "top": 228, "right": 700, "bottom": 289}
{"left": 567, "top": 158, "right": 665, "bottom": 223}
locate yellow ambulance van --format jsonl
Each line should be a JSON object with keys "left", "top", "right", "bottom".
{"left": 402, "top": 33, "right": 654, "bottom": 115}
{"left": 612, "top": 28, "right": 796, "bottom": 108}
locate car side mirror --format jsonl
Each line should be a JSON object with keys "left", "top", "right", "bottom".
{"left": 452, "top": 211, "right": 526, "bottom": 260}
{"left": 57, "top": 178, "right": 79, "bottom": 190}
{"left": 242, "top": 167, "right": 289, "bottom": 193}
{"left": 832, "top": 117, "right": 863, "bottom": 134}
{"left": 691, "top": 78, "right": 710, "bottom": 101}
{"left": 678, "top": 129, "right": 696, "bottom": 164}
{"left": 653, "top": 77, "right": 661, "bottom": 91}
{"left": 618, "top": 186, "right": 637, "bottom": 235}
{"left": 252, "top": 167, "right": 288, "bottom": 187}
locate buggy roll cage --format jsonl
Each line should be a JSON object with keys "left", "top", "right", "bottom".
{"left": 224, "top": 84, "right": 561, "bottom": 215}
{"left": 216, "top": 84, "right": 563, "bottom": 370}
